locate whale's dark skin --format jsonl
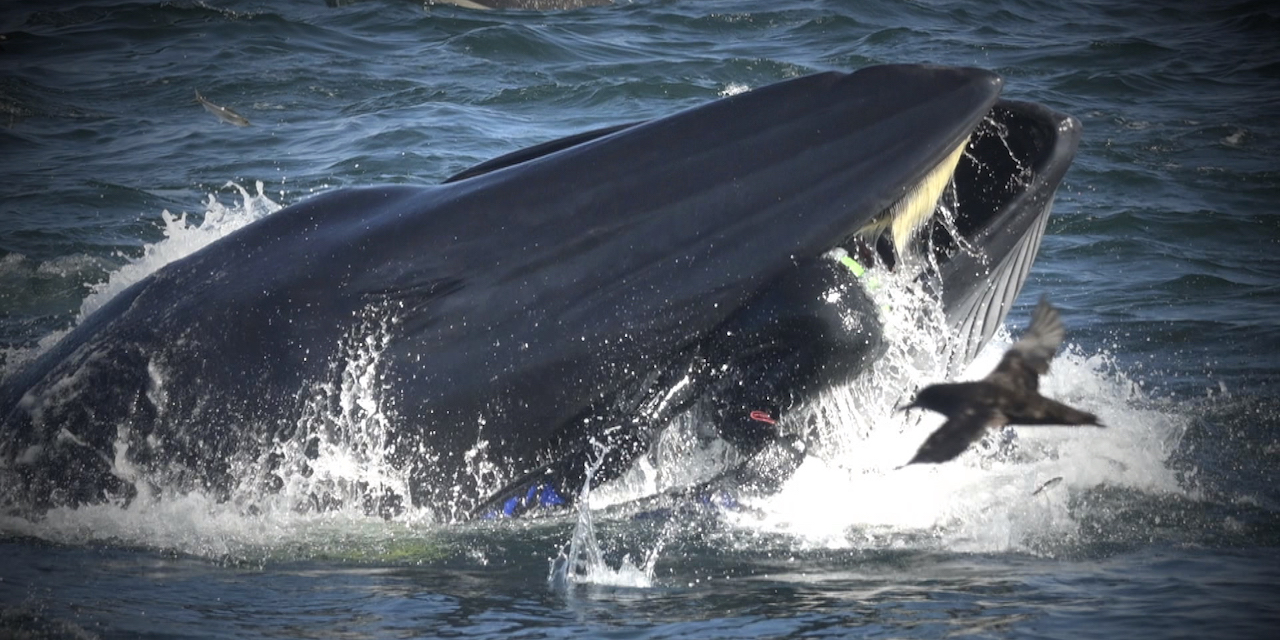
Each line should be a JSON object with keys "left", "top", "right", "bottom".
{"left": 0, "top": 65, "right": 1080, "bottom": 520}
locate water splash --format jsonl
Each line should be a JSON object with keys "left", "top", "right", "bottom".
{"left": 728, "top": 302, "right": 1189, "bottom": 555}
{"left": 1, "top": 176, "right": 1193, "bottom": 563}
{"left": 79, "top": 181, "right": 281, "bottom": 321}
{"left": 0, "top": 182, "right": 423, "bottom": 557}
{"left": 569, "top": 257, "right": 1190, "bottom": 558}
{"left": 229, "top": 302, "right": 427, "bottom": 523}
{"left": 549, "top": 442, "right": 661, "bottom": 590}
{"left": 0, "top": 301, "right": 423, "bottom": 560}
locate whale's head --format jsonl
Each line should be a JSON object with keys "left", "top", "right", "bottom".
{"left": 444, "top": 65, "right": 1081, "bottom": 518}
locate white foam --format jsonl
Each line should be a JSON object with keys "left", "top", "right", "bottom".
{"left": 0, "top": 493, "right": 410, "bottom": 562}
{"left": 576, "top": 264, "right": 1190, "bottom": 557}
{"left": 731, "top": 334, "right": 1188, "bottom": 554}
{"left": 550, "top": 446, "right": 660, "bottom": 590}
{"left": 4, "top": 286, "right": 1188, "bottom": 561}
{"left": 1, "top": 182, "right": 1191, "bottom": 563}
{"left": 79, "top": 181, "right": 281, "bottom": 320}
{"left": 231, "top": 303, "right": 429, "bottom": 525}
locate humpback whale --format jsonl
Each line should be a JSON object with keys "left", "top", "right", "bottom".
{"left": 0, "top": 65, "right": 1081, "bottom": 520}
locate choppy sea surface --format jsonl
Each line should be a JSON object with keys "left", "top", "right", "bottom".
{"left": 1, "top": 0, "right": 1278, "bottom": 638}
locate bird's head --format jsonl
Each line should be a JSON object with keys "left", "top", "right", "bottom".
{"left": 898, "top": 384, "right": 950, "bottom": 414}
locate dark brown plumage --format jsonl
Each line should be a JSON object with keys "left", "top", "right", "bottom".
{"left": 901, "top": 297, "right": 1104, "bottom": 465}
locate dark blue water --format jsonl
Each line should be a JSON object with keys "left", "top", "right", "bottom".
{"left": 2, "top": 0, "right": 1279, "bottom": 638}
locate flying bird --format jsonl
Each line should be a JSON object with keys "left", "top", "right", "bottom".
{"left": 901, "top": 297, "right": 1103, "bottom": 465}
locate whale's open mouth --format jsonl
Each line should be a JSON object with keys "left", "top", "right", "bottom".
{"left": 933, "top": 100, "right": 1080, "bottom": 362}
{"left": 837, "top": 98, "right": 1080, "bottom": 364}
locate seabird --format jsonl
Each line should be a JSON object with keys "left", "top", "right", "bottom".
{"left": 901, "top": 297, "right": 1104, "bottom": 465}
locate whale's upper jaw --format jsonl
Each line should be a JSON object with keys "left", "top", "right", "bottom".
{"left": 438, "top": 65, "right": 1077, "bottom": 367}
{"left": 443, "top": 65, "right": 1004, "bottom": 273}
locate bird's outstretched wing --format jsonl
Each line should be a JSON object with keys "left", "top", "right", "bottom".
{"left": 906, "top": 406, "right": 1006, "bottom": 465}
{"left": 1006, "top": 395, "right": 1104, "bottom": 427}
{"left": 985, "top": 297, "right": 1064, "bottom": 393}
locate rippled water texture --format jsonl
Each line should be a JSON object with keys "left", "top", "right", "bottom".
{"left": 1, "top": 0, "right": 1278, "bottom": 638}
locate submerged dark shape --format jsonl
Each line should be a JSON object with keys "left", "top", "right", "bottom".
{"left": 0, "top": 65, "right": 1081, "bottom": 520}
{"left": 901, "top": 297, "right": 1104, "bottom": 466}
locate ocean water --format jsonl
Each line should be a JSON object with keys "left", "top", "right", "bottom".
{"left": 2, "top": 0, "right": 1279, "bottom": 638}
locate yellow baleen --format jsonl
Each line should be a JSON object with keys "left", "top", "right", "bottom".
{"left": 858, "top": 137, "right": 969, "bottom": 252}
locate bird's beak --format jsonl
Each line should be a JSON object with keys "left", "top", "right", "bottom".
{"left": 896, "top": 401, "right": 917, "bottom": 413}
